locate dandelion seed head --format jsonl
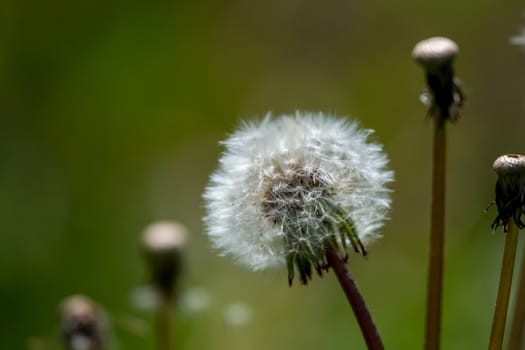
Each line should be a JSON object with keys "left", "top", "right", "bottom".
{"left": 203, "top": 111, "right": 393, "bottom": 277}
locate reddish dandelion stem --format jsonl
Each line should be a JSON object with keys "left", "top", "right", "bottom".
{"left": 326, "top": 242, "right": 384, "bottom": 350}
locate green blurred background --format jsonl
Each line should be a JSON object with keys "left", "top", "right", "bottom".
{"left": 2, "top": 0, "right": 525, "bottom": 349}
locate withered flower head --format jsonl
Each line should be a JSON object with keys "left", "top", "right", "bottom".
{"left": 492, "top": 154, "right": 525, "bottom": 231}
{"left": 59, "top": 295, "right": 106, "bottom": 350}
{"left": 412, "top": 36, "right": 464, "bottom": 123}
{"left": 142, "top": 221, "right": 188, "bottom": 299}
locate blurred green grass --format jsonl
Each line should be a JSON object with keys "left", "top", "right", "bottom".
{"left": 2, "top": 0, "right": 525, "bottom": 348}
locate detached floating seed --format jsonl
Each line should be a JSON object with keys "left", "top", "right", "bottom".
{"left": 412, "top": 36, "right": 463, "bottom": 122}
{"left": 492, "top": 154, "right": 525, "bottom": 231}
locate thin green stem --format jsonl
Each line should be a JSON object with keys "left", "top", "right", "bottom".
{"left": 325, "top": 242, "right": 384, "bottom": 350}
{"left": 156, "top": 294, "right": 173, "bottom": 350}
{"left": 508, "top": 240, "right": 525, "bottom": 350}
{"left": 489, "top": 218, "right": 520, "bottom": 350}
{"left": 424, "top": 117, "right": 447, "bottom": 350}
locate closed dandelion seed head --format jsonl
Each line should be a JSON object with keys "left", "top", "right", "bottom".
{"left": 492, "top": 154, "right": 525, "bottom": 231}
{"left": 203, "top": 112, "right": 393, "bottom": 285}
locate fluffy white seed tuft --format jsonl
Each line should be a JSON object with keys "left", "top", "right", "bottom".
{"left": 203, "top": 111, "right": 393, "bottom": 273}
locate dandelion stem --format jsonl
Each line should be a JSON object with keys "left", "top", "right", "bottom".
{"left": 424, "top": 116, "right": 447, "bottom": 350}
{"left": 156, "top": 294, "right": 173, "bottom": 350}
{"left": 489, "top": 218, "right": 520, "bottom": 350}
{"left": 325, "top": 242, "right": 384, "bottom": 350}
{"left": 508, "top": 241, "right": 525, "bottom": 350}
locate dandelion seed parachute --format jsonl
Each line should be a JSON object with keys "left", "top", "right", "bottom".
{"left": 203, "top": 111, "right": 393, "bottom": 283}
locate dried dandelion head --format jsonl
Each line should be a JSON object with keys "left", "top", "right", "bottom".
{"left": 142, "top": 221, "right": 188, "bottom": 299}
{"left": 492, "top": 154, "right": 525, "bottom": 231}
{"left": 59, "top": 295, "right": 106, "bottom": 350}
{"left": 412, "top": 36, "right": 464, "bottom": 122}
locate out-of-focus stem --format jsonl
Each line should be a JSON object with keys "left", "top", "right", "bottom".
{"left": 156, "top": 295, "right": 173, "bottom": 350}
{"left": 488, "top": 218, "right": 520, "bottom": 350}
{"left": 424, "top": 116, "right": 447, "bottom": 350}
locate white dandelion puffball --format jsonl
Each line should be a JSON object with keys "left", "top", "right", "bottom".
{"left": 204, "top": 111, "right": 393, "bottom": 284}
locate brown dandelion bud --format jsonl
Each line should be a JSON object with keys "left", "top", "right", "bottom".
{"left": 142, "top": 221, "right": 187, "bottom": 299}
{"left": 412, "top": 36, "right": 463, "bottom": 122}
{"left": 59, "top": 295, "right": 106, "bottom": 350}
{"left": 492, "top": 154, "right": 525, "bottom": 231}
